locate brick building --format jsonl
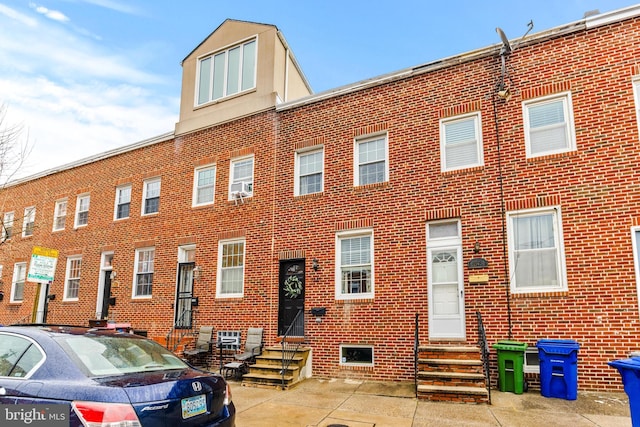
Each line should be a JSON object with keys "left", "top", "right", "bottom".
{"left": 2, "top": 6, "right": 640, "bottom": 395}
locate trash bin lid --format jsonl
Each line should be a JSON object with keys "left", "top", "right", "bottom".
{"left": 493, "top": 340, "right": 528, "bottom": 351}
{"left": 608, "top": 357, "right": 640, "bottom": 370}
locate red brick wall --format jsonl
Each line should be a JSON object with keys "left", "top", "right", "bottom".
{"left": 1, "top": 17, "right": 640, "bottom": 390}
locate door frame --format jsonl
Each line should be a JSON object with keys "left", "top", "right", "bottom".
{"left": 278, "top": 258, "right": 305, "bottom": 336}
{"left": 95, "top": 252, "right": 113, "bottom": 320}
{"left": 174, "top": 245, "right": 196, "bottom": 328}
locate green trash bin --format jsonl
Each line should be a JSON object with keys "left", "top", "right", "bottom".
{"left": 493, "top": 340, "right": 528, "bottom": 394}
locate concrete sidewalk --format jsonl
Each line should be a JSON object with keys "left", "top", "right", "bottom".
{"left": 229, "top": 378, "right": 631, "bottom": 427}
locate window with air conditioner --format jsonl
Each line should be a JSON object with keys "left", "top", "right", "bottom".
{"left": 229, "top": 156, "right": 254, "bottom": 200}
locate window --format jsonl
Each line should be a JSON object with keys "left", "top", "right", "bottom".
{"left": 229, "top": 156, "right": 254, "bottom": 200}
{"left": 197, "top": 38, "right": 257, "bottom": 105}
{"left": 193, "top": 165, "right": 216, "bottom": 206}
{"left": 2, "top": 212, "right": 14, "bottom": 241}
{"left": 0, "top": 333, "right": 45, "bottom": 378}
{"left": 64, "top": 257, "right": 82, "bottom": 301}
{"left": 336, "top": 230, "right": 374, "bottom": 299}
{"left": 217, "top": 331, "right": 241, "bottom": 351}
{"left": 11, "top": 262, "right": 27, "bottom": 303}
{"left": 440, "top": 113, "right": 483, "bottom": 171}
{"left": 22, "top": 207, "right": 35, "bottom": 237}
{"left": 295, "top": 148, "right": 324, "bottom": 196}
{"left": 524, "top": 346, "right": 540, "bottom": 374}
{"left": 340, "top": 345, "right": 374, "bottom": 367}
{"left": 354, "top": 134, "right": 388, "bottom": 186}
{"left": 114, "top": 185, "right": 131, "bottom": 220}
{"left": 523, "top": 92, "right": 575, "bottom": 157}
{"left": 507, "top": 207, "right": 567, "bottom": 293}
{"left": 53, "top": 200, "right": 67, "bottom": 231}
{"left": 133, "top": 248, "right": 154, "bottom": 298}
{"left": 74, "top": 195, "right": 90, "bottom": 228}
{"left": 217, "top": 239, "right": 245, "bottom": 298}
{"left": 142, "top": 178, "right": 161, "bottom": 215}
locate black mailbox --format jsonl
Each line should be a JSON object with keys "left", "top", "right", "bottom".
{"left": 109, "top": 297, "right": 116, "bottom": 306}
{"left": 311, "top": 307, "right": 326, "bottom": 316}
{"left": 191, "top": 297, "right": 199, "bottom": 306}
{"left": 47, "top": 294, "right": 56, "bottom": 301}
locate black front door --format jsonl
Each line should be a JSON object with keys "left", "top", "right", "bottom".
{"left": 100, "top": 272, "right": 112, "bottom": 320}
{"left": 278, "top": 259, "right": 305, "bottom": 336}
{"left": 175, "top": 262, "right": 195, "bottom": 328}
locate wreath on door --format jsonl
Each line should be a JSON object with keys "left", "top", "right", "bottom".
{"left": 283, "top": 275, "right": 303, "bottom": 299}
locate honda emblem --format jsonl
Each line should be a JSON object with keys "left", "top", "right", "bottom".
{"left": 192, "top": 381, "right": 203, "bottom": 392}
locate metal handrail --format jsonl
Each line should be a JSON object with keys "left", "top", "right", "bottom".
{"left": 281, "top": 309, "right": 304, "bottom": 389}
{"left": 476, "top": 311, "right": 492, "bottom": 404}
{"left": 165, "top": 309, "right": 196, "bottom": 352}
{"left": 414, "top": 313, "right": 419, "bottom": 398}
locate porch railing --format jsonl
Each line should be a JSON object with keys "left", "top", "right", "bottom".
{"left": 414, "top": 313, "right": 419, "bottom": 397}
{"left": 165, "top": 309, "right": 196, "bottom": 353}
{"left": 281, "top": 309, "right": 304, "bottom": 389}
{"left": 476, "top": 311, "right": 491, "bottom": 404}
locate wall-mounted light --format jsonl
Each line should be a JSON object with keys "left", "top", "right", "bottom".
{"left": 0, "top": 291, "right": 4, "bottom": 302}
{"left": 312, "top": 258, "right": 319, "bottom": 271}
{"left": 193, "top": 265, "right": 202, "bottom": 281}
{"left": 109, "top": 271, "right": 117, "bottom": 280}
{"left": 474, "top": 241, "right": 481, "bottom": 254}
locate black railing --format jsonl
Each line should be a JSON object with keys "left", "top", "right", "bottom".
{"left": 166, "top": 309, "right": 195, "bottom": 352}
{"left": 476, "top": 311, "right": 491, "bottom": 404}
{"left": 281, "top": 309, "right": 304, "bottom": 389}
{"left": 414, "top": 313, "right": 419, "bottom": 398}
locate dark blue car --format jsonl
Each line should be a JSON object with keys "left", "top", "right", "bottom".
{"left": 0, "top": 325, "right": 235, "bottom": 426}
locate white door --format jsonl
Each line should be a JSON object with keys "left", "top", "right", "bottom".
{"left": 427, "top": 220, "right": 465, "bottom": 339}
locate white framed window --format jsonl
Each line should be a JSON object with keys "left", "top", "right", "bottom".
{"left": 197, "top": 38, "right": 257, "bottom": 106}
{"left": 339, "top": 344, "right": 374, "bottom": 367}
{"left": 133, "top": 247, "right": 155, "bottom": 298}
{"left": 193, "top": 165, "right": 216, "bottom": 206}
{"left": 354, "top": 134, "right": 388, "bottom": 186}
{"left": 524, "top": 346, "right": 540, "bottom": 374}
{"left": 64, "top": 256, "right": 82, "bottom": 301}
{"left": 507, "top": 207, "right": 567, "bottom": 293}
{"left": 217, "top": 239, "right": 245, "bottom": 298}
{"left": 440, "top": 112, "right": 483, "bottom": 171}
{"left": 630, "top": 226, "right": 640, "bottom": 319}
{"left": 11, "top": 262, "right": 27, "bottom": 303}
{"left": 633, "top": 78, "right": 640, "bottom": 138}
{"left": 2, "top": 211, "right": 14, "bottom": 241}
{"left": 295, "top": 148, "right": 324, "bottom": 196}
{"left": 523, "top": 92, "right": 576, "bottom": 158}
{"left": 22, "top": 207, "right": 35, "bottom": 237}
{"left": 74, "top": 194, "right": 90, "bottom": 228}
{"left": 142, "top": 178, "right": 161, "bottom": 215}
{"left": 229, "top": 156, "right": 254, "bottom": 200}
{"left": 114, "top": 185, "right": 131, "bottom": 220}
{"left": 335, "top": 229, "right": 374, "bottom": 300}
{"left": 52, "top": 200, "right": 67, "bottom": 231}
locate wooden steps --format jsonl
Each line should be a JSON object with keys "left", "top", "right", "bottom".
{"left": 240, "top": 345, "right": 310, "bottom": 389}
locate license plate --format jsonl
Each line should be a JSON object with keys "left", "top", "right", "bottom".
{"left": 181, "top": 394, "right": 206, "bottom": 419}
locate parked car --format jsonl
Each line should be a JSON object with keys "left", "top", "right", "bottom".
{"left": 0, "top": 325, "right": 235, "bottom": 426}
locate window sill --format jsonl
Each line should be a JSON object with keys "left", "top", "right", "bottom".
{"left": 354, "top": 181, "right": 388, "bottom": 191}
{"left": 441, "top": 165, "right": 484, "bottom": 176}
{"left": 511, "top": 290, "right": 569, "bottom": 299}
{"left": 336, "top": 297, "right": 374, "bottom": 305}
{"left": 294, "top": 192, "right": 324, "bottom": 200}
{"left": 526, "top": 150, "right": 578, "bottom": 163}
{"left": 141, "top": 212, "right": 159, "bottom": 218}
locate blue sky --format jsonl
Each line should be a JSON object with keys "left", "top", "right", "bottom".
{"left": 0, "top": 0, "right": 638, "bottom": 179}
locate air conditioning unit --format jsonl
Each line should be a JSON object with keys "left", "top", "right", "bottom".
{"left": 230, "top": 181, "right": 252, "bottom": 204}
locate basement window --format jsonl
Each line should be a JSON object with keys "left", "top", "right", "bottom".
{"left": 524, "top": 346, "right": 540, "bottom": 374}
{"left": 339, "top": 345, "right": 374, "bottom": 367}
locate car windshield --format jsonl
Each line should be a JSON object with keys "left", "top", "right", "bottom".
{"left": 58, "top": 334, "right": 188, "bottom": 376}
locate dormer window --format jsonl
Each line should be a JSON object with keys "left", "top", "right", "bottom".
{"left": 197, "top": 38, "right": 257, "bottom": 106}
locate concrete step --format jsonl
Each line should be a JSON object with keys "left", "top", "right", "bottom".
{"left": 417, "top": 384, "right": 489, "bottom": 404}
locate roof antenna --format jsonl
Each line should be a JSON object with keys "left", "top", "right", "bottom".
{"left": 495, "top": 21, "right": 533, "bottom": 100}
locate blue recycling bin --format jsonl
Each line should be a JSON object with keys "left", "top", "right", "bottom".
{"left": 608, "top": 357, "right": 640, "bottom": 426}
{"left": 536, "top": 339, "right": 579, "bottom": 400}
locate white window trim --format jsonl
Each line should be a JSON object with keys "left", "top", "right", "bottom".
{"left": 192, "top": 164, "right": 216, "bottom": 207}
{"left": 439, "top": 112, "right": 484, "bottom": 172}
{"left": 22, "top": 207, "right": 35, "bottom": 237}
{"left": 524, "top": 346, "right": 540, "bottom": 374}
{"left": 522, "top": 91, "right": 576, "bottom": 158}
{"left": 216, "top": 238, "right": 245, "bottom": 299}
{"left": 52, "top": 199, "right": 67, "bottom": 232}
{"left": 10, "top": 262, "right": 27, "bottom": 303}
{"left": 63, "top": 256, "right": 82, "bottom": 302}
{"left": 507, "top": 206, "right": 567, "bottom": 294}
{"left": 294, "top": 147, "right": 324, "bottom": 196}
{"left": 633, "top": 78, "right": 640, "bottom": 139}
{"left": 114, "top": 184, "right": 132, "bottom": 221}
{"left": 339, "top": 344, "right": 374, "bottom": 367}
{"left": 335, "top": 228, "right": 375, "bottom": 300}
{"left": 353, "top": 133, "right": 389, "bottom": 187}
{"left": 630, "top": 226, "right": 640, "bottom": 320}
{"left": 74, "top": 194, "right": 90, "bottom": 228}
{"left": 195, "top": 36, "right": 258, "bottom": 107}
{"left": 132, "top": 247, "right": 155, "bottom": 299}
{"left": 141, "top": 178, "right": 161, "bottom": 216}
{"left": 2, "top": 211, "right": 14, "bottom": 241}
{"left": 228, "top": 155, "right": 254, "bottom": 201}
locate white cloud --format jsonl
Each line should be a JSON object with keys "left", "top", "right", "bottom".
{"left": 30, "top": 3, "right": 70, "bottom": 22}
{"left": 0, "top": 3, "right": 37, "bottom": 26}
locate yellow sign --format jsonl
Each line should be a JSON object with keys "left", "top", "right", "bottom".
{"left": 32, "top": 246, "right": 59, "bottom": 258}
{"left": 469, "top": 274, "right": 489, "bottom": 284}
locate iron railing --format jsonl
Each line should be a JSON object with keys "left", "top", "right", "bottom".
{"left": 414, "top": 313, "right": 419, "bottom": 397}
{"left": 281, "top": 309, "right": 304, "bottom": 389}
{"left": 476, "top": 311, "right": 492, "bottom": 404}
{"left": 165, "top": 309, "right": 196, "bottom": 352}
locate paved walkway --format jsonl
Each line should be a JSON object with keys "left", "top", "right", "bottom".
{"left": 229, "top": 378, "right": 632, "bottom": 427}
